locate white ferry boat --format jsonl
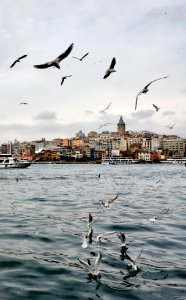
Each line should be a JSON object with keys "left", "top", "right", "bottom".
{"left": 102, "top": 157, "right": 139, "bottom": 165}
{"left": 160, "top": 158, "right": 186, "bottom": 164}
{"left": 0, "top": 154, "right": 31, "bottom": 169}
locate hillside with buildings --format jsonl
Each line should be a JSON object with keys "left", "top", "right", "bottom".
{"left": 1, "top": 116, "right": 185, "bottom": 163}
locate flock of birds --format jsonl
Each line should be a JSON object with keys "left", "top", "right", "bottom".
{"left": 77, "top": 185, "right": 150, "bottom": 281}
{"left": 10, "top": 43, "right": 175, "bottom": 130}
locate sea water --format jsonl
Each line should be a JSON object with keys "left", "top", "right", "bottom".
{"left": 0, "top": 163, "right": 185, "bottom": 300}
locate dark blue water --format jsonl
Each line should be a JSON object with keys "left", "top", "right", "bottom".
{"left": 0, "top": 164, "right": 185, "bottom": 300}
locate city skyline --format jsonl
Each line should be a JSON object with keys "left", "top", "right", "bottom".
{"left": 0, "top": 0, "right": 185, "bottom": 143}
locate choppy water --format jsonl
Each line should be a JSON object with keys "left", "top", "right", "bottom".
{"left": 0, "top": 163, "right": 186, "bottom": 300}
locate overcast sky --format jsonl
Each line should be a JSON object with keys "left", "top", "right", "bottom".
{"left": 0, "top": 0, "right": 185, "bottom": 143}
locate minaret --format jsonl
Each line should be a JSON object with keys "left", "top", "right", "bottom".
{"left": 117, "top": 116, "right": 126, "bottom": 135}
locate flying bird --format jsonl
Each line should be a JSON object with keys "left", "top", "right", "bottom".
{"left": 73, "top": 52, "right": 89, "bottom": 61}
{"left": 135, "top": 76, "right": 168, "bottom": 110}
{"left": 19, "top": 102, "right": 28, "bottom": 105}
{"left": 98, "top": 123, "right": 111, "bottom": 130}
{"left": 78, "top": 252, "right": 102, "bottom": 277}
{"left": 10, "top": 55, "right": 27, "bottom": 68}
{"left": 102, "top": 193, "right": 119, "bottom": 208}
{"left": 166, "top": 123, "right": 176, "bottom": 129}
{"left": 99, "top": 102, "right": 111, "bottom": 113}
{"left": 153, "top": 103, "right": 160, "bottom": 112}
{"left": 103, "top": 57, "right": 116, "bottom": 79}
{"left": 33, "top": 43, "right": 74, "bottom": 69}
{"left": 61, "top": 75, "right": 72, "bottom": 85}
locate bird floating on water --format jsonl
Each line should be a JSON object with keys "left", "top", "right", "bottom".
{"left": 96, "top": 231, "right": 116, "bottom": 242}
{"left": 33, "top": 43, "right": 74, "bottom": 69}
{"left": 78, "top": 252, "right": 102, "bottom": 277}
{"left": 10, "top": 55, "right": 27, "bottom": 68}
{"left": 103, "top": 57, "right": 116, "bottom": 79}
{"left": 73, "top": 52, "right": 89, "bottom": 61}
{"left": 135, "top": 76, "right": 168, "bottom": 110}
{"left": 152, "top": 103, "right": 160, "bottom": 112}
{"left": 61, "top": 75, "right": 72, "bottom": 85}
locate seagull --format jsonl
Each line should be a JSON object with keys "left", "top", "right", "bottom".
{"left": 153, "top": 103, "right": 160, "bottom": 112}
{"left": 103, "top": 57, "right": 116, "bottom": 79}
{"left": 126, "top": 248, "right": 143, "bottom": 272}
{"left": 33, "top": 43, "right": 74, "bottom": 69}
{"left": 78, "top": 252, "right": 102, "bottom": 277}
{"left": 135, "top": 76, "right": 168, "bottom": 110}
{"left": 102, "top": 193, "right": 119, "bottom": 208}
{"left": 19, "top": 102, "right": 28, "bottom": 105}
{"left": 149, "top": 216, "right": 157, "bottom": 223}
{"left": 87, "top": 213, "right": 94, "bottom": 227}
{"left": 121, "top": 249, "right": 143, "bottom": 279}
{"left": 73, "top": 52, "right": 89, "bottom": 61}
{"left": 118, "top": 232, "right": 127, "bottom": 247}
{"left": 81, "top": 226, "right": 93, "bottom": 248}
{"left": 96, "top": 231, "right": 116, "bottom": 242}
{"left": 99, "top": 102, "right": 111, "bottom": 113}
{"left": 10, "top": 55, "right": 27, "bottom": 68}
{"left": 166, "top": 123, "right": 176, "bottom": 129}
{"left": 98, "top": 123, "right": 111, "bottom": 130}
{"left": 61, "top": 75, "right": 72, "bottom": 85}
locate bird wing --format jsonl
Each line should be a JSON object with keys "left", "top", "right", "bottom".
{"left": 10, "top": 60, "right": 17, "bottom": 68}
{"left": 81, "top": 52, "right": 89, "bottom": 60}
{"left": 18, "top": 54, "right": 27, "bottom": 60}
{"left": 135, "top": 93, "right": 140, "bottom": 110}
{"left": 153, "top": 104, "right": 158, "bottom": 110}
{"left": 56, "top": 43, "right": 74, "bottom": 62}
{"left": 78, "top": 258, "right": 94, "bottom": 274}
{"left": 118, "top": 232, "right": 126, "bottom": 244}
{"left": 72, "top": 56, "right": 80, "bottom": 60}
{"left": 134, "top": 248, "right": 143, "bottom": 263}
{"left": 61, "top": 77, "right": 65, "bottom": 85}
{"left": 144, "top": 76, "right": 168, "bottom": 89}
{"left": 108, "top": 193, "right": 119, "bottom": 204}
{"left": 88, "top": 213, "right": 93, "bottom": 224}
{"left": 106, "top": 102, "right": 111, "bottom": 109}
{"left": 33, "top": 62, "right": 51, "bottom": 69}
{"left": 110, "top": 57, "right": 116, "bottom": 69}
{"left": 94, "top": 253, "right": 102, "bottom": 275}
{"left": 103, "top": 71, "right": 110, "bottom": 79}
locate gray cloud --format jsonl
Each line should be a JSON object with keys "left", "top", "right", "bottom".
{"left": 162, "top": 111, "right": 176, "bottom": 116}
{"left": 130, "top": 110, "right": 155, "bottom": 120}
{"left": 34, "top": 111, "right": 59, "bottom": 121}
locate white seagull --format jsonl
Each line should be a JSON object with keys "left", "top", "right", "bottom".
{"left": 126, "top": 248, "right": 143, "bottom": 271}
{"left": 153, "top": 103, "right": 160, "bottom": 112}
{"left": 98, "top": 123, "right": 111, "bottom": 130}
{"left": 166, "top": 123, "right": 176, "bottom": 129}
{"left": 99, "top": 101, "right": 111, "bottom": 113}
{"left": 73, "top": 52, "right": 89, "bottom": 61}
{"left": 102, "top": 193, "right": 119, "bottom": 208}
{"left": 10, "top": 55, "right": 27, "bottom": 68}
{"left": 81, "top": 226, "right": 93, "bottom": 248}
{"left": 33, "top": 43, "right": 74, "bottom": 69}
{"left": 78, "top": 252, "right": 102, "bottom": 277}
{"left": 103, "top": 57, "right": 116, "bottom": 79}
{"left": 135, "top": 76, "right": 168, "bottom": 110}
